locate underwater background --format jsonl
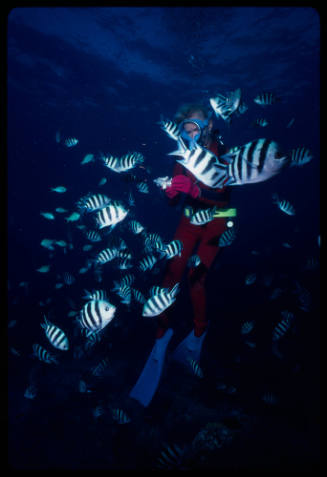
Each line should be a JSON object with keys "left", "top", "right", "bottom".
{"left": 7, "top": 6, "right": 320, "bottom": 471}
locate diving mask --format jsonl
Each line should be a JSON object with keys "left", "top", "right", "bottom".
{"left": 179, "top": 118, "right": 209, "bottom": 150}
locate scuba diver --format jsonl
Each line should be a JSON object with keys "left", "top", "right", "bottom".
{"left": 129, "top": 103, "right": 237, "bottom": 407}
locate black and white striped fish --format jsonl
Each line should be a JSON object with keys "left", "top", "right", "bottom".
{"left": 129, "top": 220, "right": 145, "bottom": 235}
{"left": 190, "top": 207, "right": 216, "bottom": 225}
{"left": 139, "top": 254, "right": 158, "bottom": 272}
{"left": 85, "top": 230, "right": 102, "bottom": 242}
{"left": 272, "top": 193, "right": 295, "bottom": 215}
{"left": 187, "top": 254, "right": 201, "bottom": 267}
{"left": 63, "top": 137, "right": 79, "bottom": 147}
{"left": 32, "top": 343, "right": 58, "bottom": 364}
{"left": 136, "top": 181, "right": 149, "bottom": 193}
{"left": 254, "top": 92, "right": 280, "bottom": 106}
{"left": 111, "top": 408, "right": 131, "bottom": 424}
{"left": 221, "top": 138, "right": 289, "bottom": 186}
{"left": 101, "top": 154, "right": 121, "bottom": 172}
{"left": 209, "top": 88, "right": 241, "bottom": 122}
{"left": 289, "top": 147, "right": 313, "bottom": 167}
{"left": 158, "top": 118, "right": 181, "bottom": 141}
{"left": 168, "top": 138, "right": 227, "bottom": 188}
{"left": 144, "top": 233, "right": 164, "bottom": 252}
{"left": 131, "top": 288, "right": 146, "bottom": 304}
{"left": 83, "top": 289, "right": 108, "bottom": 301}
{"left": 117, "top": 284, "right": 132, "bottom": 305}
{"left": 95, "top": 247, "right": 118, "bottom": 265}
{"left": 76, "top": 193, "right": 111, "bottom": 213}
{"left": 218, "top": 228, "right": 236, "bottom": 247}
{"left": 92, "top": 357, "right": 110, "bottom": 377}
{"left": 142, "top": 283, "right": 180, "bottom": 317}
{"left": 112, "top": 273, "right": 135, "bottom": 292}
{"left": 41, "top": 316, "right": 69, "bottom": 350}
{"left": 118, "top": 152, "right": 144, "bottom": 172}
{"left": 189, "top": 358, "right": 204, "bottom": 378}
{"left": 272, "top": 311, "right": 294, "bottom": 341}
{"left": 159, "top": 239, "right": 183, "bottom": 259}
{"left": 252, "top": 118, "right": 269, "bottom": 127}
{"left": 79, "top": 299, "right": 116, "bottom": 331}
{"left": 116, "top": 257, "right": 133, "bottom": 270}
{"left": 94, "top": 202, "right": 129, "bottom": 229}
{"left": 62, "top": 272, "right": 75, "bottom": 285}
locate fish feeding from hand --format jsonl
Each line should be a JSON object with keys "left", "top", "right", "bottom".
{"left": 168, "top": 138, "right": 227, "bottom": 188}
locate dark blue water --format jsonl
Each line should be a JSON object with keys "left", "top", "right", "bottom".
{"left": 7, "top": 6, "right": 320, "bottom": 471}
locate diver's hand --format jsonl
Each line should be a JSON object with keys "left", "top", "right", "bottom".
{"left": 165, "top": 175, "right": 200, "bottom": 199}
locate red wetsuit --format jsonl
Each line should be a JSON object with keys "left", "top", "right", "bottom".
{"left": 156, "top": 138, "right": 231, "bottom": 338}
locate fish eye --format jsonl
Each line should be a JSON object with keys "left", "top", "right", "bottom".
{"left": 105, "top": 306, "right": 109, "bottom": 311}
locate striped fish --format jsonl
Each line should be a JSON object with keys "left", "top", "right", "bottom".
{"left": 218, "top": 228, "right": 236, "bottom": 247}
{"left": 272, "top": 311, "right": 294, "bottom": 341}
{"left": 79, "top": 299, "right": 116, "bottom": 331}
{"left": 158, "top": 118, "right": 181, "bottom": 141}
{"left": 76, "top": 193, "right": 111, "bottom": 213}
{"left": 272, "top": 194, "right": 295, "bottom": 215}
{"left": 95, "top": 203, "right": 129, "bottom": 229}
{"left": 118, "top": 152, "right": 144, "bottom": 172}
{"left": 117, "top": 285, "right": 132, "bottom": 305}
{"left": 144, "top": 233, "right": 164, "bottom": 252}
{"left": 41, "top": 316, "right": 69, "bottom": 350}
{"left": 63, "top": 137, "right": 79, "bottom": 147}
{"left": 221, "top": 139, "right": 289, "bottom": 186}
{"left": 112, "top": 274, "right": 135, "bottom": 291}
{"left": 190, "top": 207, "right": 216, "bottom": 225}
{"left": 136, "top": 181, "right": 149, "bottom": 193}
{"left": 253, "top": 118, "right": 268, "bottom": 127}
{"left": 131, "top": 288, "right": 146, "bottom": 304}
{"left": 142, "top": 283, "right": 180, "bottom": 317}
{"left": 116, "top": 257, "right": 133, "bottom": 270}
{"left": 95, "top": 247, "right": 118, "bottom": 265}
{"left": 290, "top": 147, "right": 313, "bottom": 167}
{"left": 85, "top": 230, "right": 102, "bottom": 242}
{"left": 209, "top": 88, "right": 241, "bottom": 122}
{"left": 129, "top": 220, "right": 145, "bottom": 235}
{"left": 139, "top": 254, "right": 158, "bottom": 272}
{"left": 83, "top": 289, "right": 108, "bottom": 301}
{"left": 101, "top": 154, "right": 121, "bottom": 172}
{"left": 254, "top": 92, "right": 279, "bottom": 106}
{"left": 32, "top": 343, "right": 58, "bottom": 364}
{"left": 168, "top": 138, "right": 227, "bottom": 188}
{"left": 111, "top": 408, "right": 131, "bottom": 424}
{"left": 189, "top": 359, "right": 204, "bottom": 378}
{"left": 92, "top": 357, "right": 110, "bottom": 377}
{"left": 159, "top": 239, "right": 183, "bottom": 259}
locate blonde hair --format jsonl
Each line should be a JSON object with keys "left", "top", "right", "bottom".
{"left": 174, "top": 103, "right": 212, "bottom": 124}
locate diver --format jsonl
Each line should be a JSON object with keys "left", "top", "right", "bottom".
{"left": 129, "top": 103, "right": 236, "bottom": 407}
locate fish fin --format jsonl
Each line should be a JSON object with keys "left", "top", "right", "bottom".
{"left": 220, "top": 152, "right": 235, "bottom": 164}
{"left": 169, "top": 283, "right": 180, "bottom": 298}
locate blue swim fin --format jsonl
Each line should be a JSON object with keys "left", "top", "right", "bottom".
{"left": 171, "top": 328, "right": 207, "bottom": 365}
{"left": 129, "top": 328, "right": 174, "bottom": 407}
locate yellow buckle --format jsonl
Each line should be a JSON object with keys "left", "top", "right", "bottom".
{"left": 213, "top": 207, "right": 237, "bottom": 218}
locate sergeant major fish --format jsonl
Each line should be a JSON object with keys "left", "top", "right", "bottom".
{"left": 221, "top": 138, "right": 289, "bottom": 186}
{"left": 142, "top": 283, "right": 180, "bottom": 317}
{"left": 79, "top": 299, "right": 116, "bottom": 332}
{"left": 209, "top": 88, "right": 241, "bottom": 122}
{"left": 95, "top": 202, "right": 129, "bottom": 230}
{"left": 168, "top": 138, "right": 227, "bottom": 188}
{"left": 41, "top": 315, "right": 69, "bottom": 350}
